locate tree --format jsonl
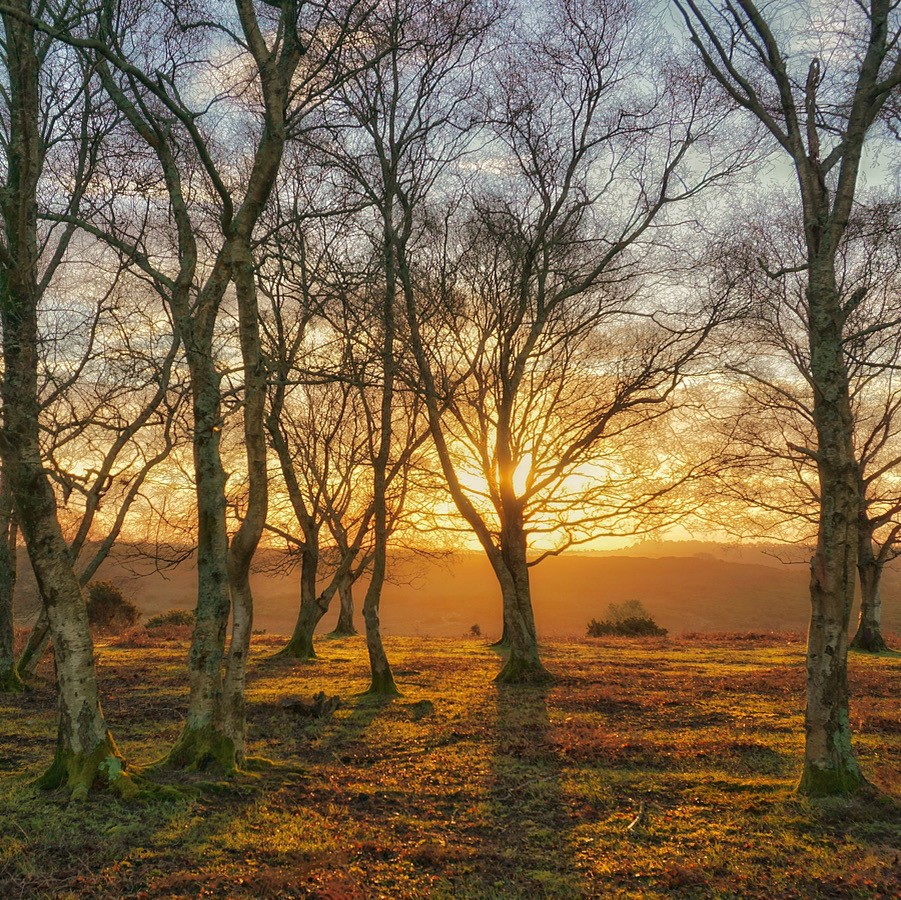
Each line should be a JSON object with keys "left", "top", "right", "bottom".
{"left": 0, "top": 0, "right": 134, "bottom": 796}
{"left": 304, "top": 0, "right": 495, "bottom": 693}
{"left": 47, "top": 0, "right": 312, "bottom": 769}
{"left": 676, "top": 0, "right": 901, "bottom": 794}
{"left": 404, "top": 0, "right": 740, "bottom": 682}
{"left": 704, "top": 200, "right": 901, "bottom": 655}
{"left": 0, "top": 472, "right": 21, "bottom": 691}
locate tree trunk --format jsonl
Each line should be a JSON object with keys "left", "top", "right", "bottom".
{"left": 362, "top": 540, "right": 398, "bottom": 696}
{"left": 799, "top": 262, "right": 864, "bottom": 796}
{"left": 0, "top": 472, "right": 23, "bottom": 691}
{"left": 494, "top": 523, "right": 551, "bottom": 685}
{"left": 331, "top": 572, "right": 357, "bottom": 636}
{"left": 161, "top": 352, "right": 234, "bottom": 772}
{"left": 17, "top": 605, "right": 49, "bottom": 679}
{"left": 850, "top": 530, "right": 888, "bottom": 653}
{"left": 281, "top": 526, "right": 325, "bottom": 659}
{"left": 222, "top": 245, "right": 269, "bottom": 765}
{"left": 0, "top": 2, "right": 132, "bottom": 798}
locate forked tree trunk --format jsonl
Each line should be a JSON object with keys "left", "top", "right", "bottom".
{"left": 850, "top": 526, "right": 888, "bottom": 652}
{"left": 332, "top": 572, "right": 357, "bottom": 636}
{"left": 799, "top": 263, "right": 864, "bottom": 796}
{"left": 0, "top": 474, "right": 22, "bottom": 692}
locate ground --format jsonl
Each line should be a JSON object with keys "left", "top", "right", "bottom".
{"left": 0, "top": 633, "right": 898, "bottom": 899}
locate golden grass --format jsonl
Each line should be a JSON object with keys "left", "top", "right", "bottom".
{"left": 0, "top": 633, "right": 897, "bottom": 898}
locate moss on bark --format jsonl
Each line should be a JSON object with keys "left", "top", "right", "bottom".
{"left": 35, "top": 735, "right": 137, "bottom": 801}
{"left": 277, "top": 634, "right": 316, "bottom": 660}
{"left": 0, "top": 662, "right": 25, "bottom": 692}
{"left": 158, "top": 724, "right": 237, "bottom": 774}
{"left": 364, "top": 669, "right": 400, "bottom": 698}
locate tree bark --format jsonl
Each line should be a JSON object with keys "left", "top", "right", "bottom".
{"left": 331, "top": 572, "right": 357, "bottom": 636}
{"left": 493, "top": 522, "right": 551, "bottom": 685}
{"left": 161, "top": 346, "right": 234, "bottom": 772}
{"left": 0, "top": 472, "right": 23, "bottom": 691}
{"left": 222, "top": 243, "right": 269, "bottom": 764}
{"left": 850, "top": 528, "right": 889, "bottom": 653}
{"left": 281, "top": 525, "right": 325, "bottom": 659}
{"left": 799, "top": 261, "right": 864, "bottom": 795}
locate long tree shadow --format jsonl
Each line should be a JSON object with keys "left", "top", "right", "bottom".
{"left": 475, "top": 684, "right": 581, "bottom": 898}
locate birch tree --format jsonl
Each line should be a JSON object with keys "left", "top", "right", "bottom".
{"left": 676, "top": 0, "right": 901, "bottom": 794}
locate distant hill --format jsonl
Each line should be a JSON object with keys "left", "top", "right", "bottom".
{"left": 14, "top": 541, "right": 899, "bottom": 639}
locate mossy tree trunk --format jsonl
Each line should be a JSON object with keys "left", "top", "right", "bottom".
{"left": 0, "top": 1, "right": 132, "bottom": 798}
{"left": 0, "top": 472, "right": 23, "bottom": 691}
{"left": 493, "top": 521, "right": 551, "bottom": 685}
{"left": 362, "top": 216, "right": 399, "bottom": 699}
{"left": 799, "top": 260, "right": 863, "bottom": 796}
{"left": 850, "top": 526, "right": 889, "bottom": 653}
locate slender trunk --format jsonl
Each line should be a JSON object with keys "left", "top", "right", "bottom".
{"left": 362, "top": 539, "right": 397, "bottom": 696}
{"left": 799, "top": 261, "right": 863, "bottom": 796}
{"left": 850, "top": 528, "right": 888, "bottom": 653}
{"left": 222, "top": 245, "right": 269, "bottom": 764}
{"left": 0, "top": 472, "right": 23, "bottom": 691}
{"left": 363, "top": 217, "right": 398, "bottom": 698}
{"left": 332, "top": 572, "right": 357, "bottom": 636}
{"left": 17, "top": 605, "right": 49, "bottom": 679}
{"left": 161, "top": 348, "right": 234, "bottom": 772}
{"left": 281, "top": 525, "right": 325, "bottom": 659}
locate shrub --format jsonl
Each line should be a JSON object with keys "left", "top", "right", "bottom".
{"left": 145, "top": 608, "right": 195, "bottom": 629}
{"left": 587, "top": 600, "right": 667, "bottom": 638}
{"left": 469, "top": 624, "right": 481, "bottom": 638}
{"left": 86, "top": 581, "right": 140, "bottom": 633}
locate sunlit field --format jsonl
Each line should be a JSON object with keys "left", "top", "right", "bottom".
{"left": 1, "top": 633, "right": 897, "bottom": 899}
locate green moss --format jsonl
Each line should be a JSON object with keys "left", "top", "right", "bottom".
{"left": 34, "top": 736, "right": 138, "bottom": 801}
{"left": 157, "top": 724, "right": 237, "bottom": 774}
{"left": 0, "top": 664, "right": 25, "bottom": 693}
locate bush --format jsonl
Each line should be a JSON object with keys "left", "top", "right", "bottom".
{"left": 145, "top": 608, "right": 195, "bottom": 629}
{"left": 86, "top": 581, "right": 140, "bottom": 633}
{"left": 587, "top": 600, "right": 667, "bottom": 638}
{"left": 469, "top": 624, "right": 481, "bottom": 638}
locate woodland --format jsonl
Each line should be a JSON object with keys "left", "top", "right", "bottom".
{"left": 0, "top": 0, "right": 899, "bottom": 896}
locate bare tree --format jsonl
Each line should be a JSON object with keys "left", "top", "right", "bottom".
{"left": 676, "top": 0, "right": 901, "bottom": 794}
{"left": 44, "top": 0, "right": 325, "bottom": 769}
{"left": 403, "top": 0, "right": 741, "bottom": 682}
{"left": 304, "top": 0, "right": 495, "bottom": 693}
{"left": 704, "top": 199, "right": 901, "bottom": 654}
{"left": 0, "top": 0, "right": 136, "bottom": 796}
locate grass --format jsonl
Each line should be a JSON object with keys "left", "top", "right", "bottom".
{"left": 0, "top": 632, "right": 898, "bottom": 898}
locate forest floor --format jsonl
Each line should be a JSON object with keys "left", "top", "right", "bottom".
{"left": 0, "top": 632, "right": 898, "bottom": 899}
